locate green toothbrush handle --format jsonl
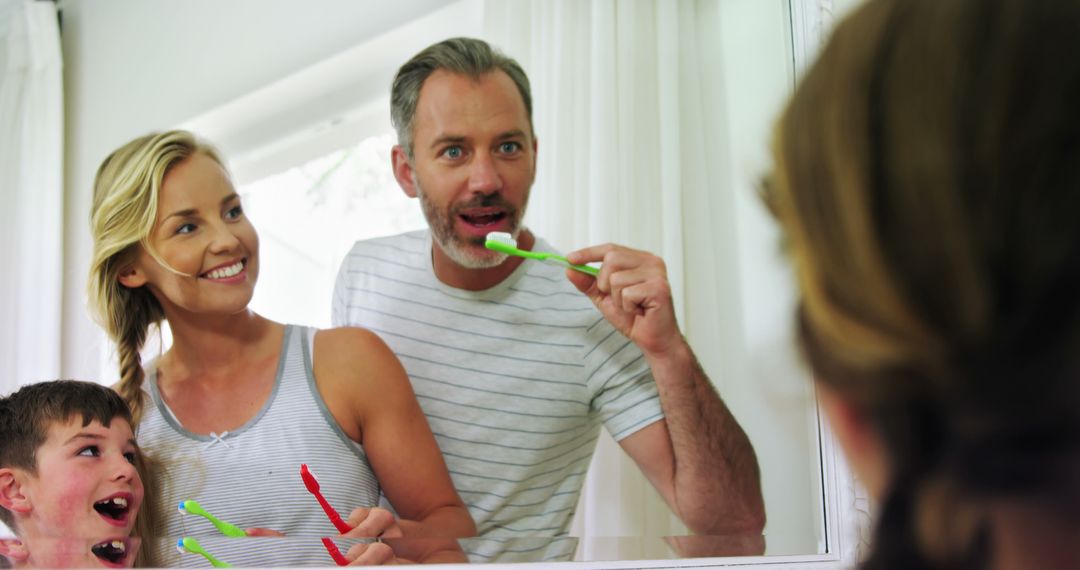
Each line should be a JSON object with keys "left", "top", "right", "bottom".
{"left": 209, "top": 518, "right": 247, "bottom": 538}
{"left": 180, "top": 537, "right": 232, "bottom": 568}
{"left": 548, "top": 254, "right": 600, "bottom": 276}
{"left": 182, "top": 500, "right": 246, "bottom": 537}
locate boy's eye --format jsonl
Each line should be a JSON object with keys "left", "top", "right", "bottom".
{"left": 77, "top": 446, "right": 101, "bottom": 457}
{"left": 225, "top": 205, "right": 243, "bottom": 220}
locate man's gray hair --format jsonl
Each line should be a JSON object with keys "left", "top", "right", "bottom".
{"left": 391, "top": 37, "right": 534, "bottom": 159}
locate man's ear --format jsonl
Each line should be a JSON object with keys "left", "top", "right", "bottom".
{"left": 116, "top": 263, "right": 147, "bottom": 289}
{"left": 0, "top": 469, "right": 30, "bottom": 516}
{"left": 0, "top": 537, "right": 29, "bottom": 564}
{"left": 391, "top": 144, "right": 418, "bottom": 199}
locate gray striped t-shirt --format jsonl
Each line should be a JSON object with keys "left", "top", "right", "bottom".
{"left": 138, "top": 325, "right": 382, "bottom": 567}
{"left": 332, "top": 229, "right": 664, "bottom": 562}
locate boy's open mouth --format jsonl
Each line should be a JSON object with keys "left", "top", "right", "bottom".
{"left": 91, "top": 538, "right": 132, "bottom": 566}
{"left": 93, "top": 494, "right": 133, "bottom": 523}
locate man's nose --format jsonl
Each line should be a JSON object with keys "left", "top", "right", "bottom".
{"left": 467, "top": 152, "right": 503, "bottom": 194}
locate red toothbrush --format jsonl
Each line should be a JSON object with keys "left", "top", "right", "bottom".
{"left": 300, "top": 464, "right": 353, "bottom": 534}
{"left": 321, "top": 538, "right": 349, "bottom": 566}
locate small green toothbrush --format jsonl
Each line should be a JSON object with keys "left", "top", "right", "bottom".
{"left": 178, "top": 499, "right": 246, "bottom": 537}
{"left": 484, "top": 232, "right": 600, "bottom": 276}
{"left": 177, "top": 537, "right": 232, "bottom": 568}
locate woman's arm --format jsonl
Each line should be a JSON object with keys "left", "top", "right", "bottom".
{"left": 313, "top": 328, "right": 476, "bottom": 562}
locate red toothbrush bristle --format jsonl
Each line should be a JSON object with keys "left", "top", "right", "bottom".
{"left": 300, "top": 464, "right": 320, "bottom": 492}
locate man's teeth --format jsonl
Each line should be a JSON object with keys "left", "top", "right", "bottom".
{"left": 205, "top": 261, "right": 243, "bottom": 279}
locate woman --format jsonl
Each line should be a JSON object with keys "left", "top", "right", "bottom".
{"left": 87, "top": 130, "right": 475, "bottom": 566}
{"left": 766, "top": 0, "right": 1080, "bottom": 568}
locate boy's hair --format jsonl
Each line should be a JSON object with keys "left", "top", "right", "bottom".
{"left": 0, "top": 380, "right": 134, "bottom": 530}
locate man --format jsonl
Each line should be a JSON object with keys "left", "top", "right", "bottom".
{"left": 332, "top": 37, "right": 765, "bottom": 562}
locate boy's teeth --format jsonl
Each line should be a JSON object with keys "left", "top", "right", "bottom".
{"left": 206, "top": 261, "right": 243, "bottom": 279}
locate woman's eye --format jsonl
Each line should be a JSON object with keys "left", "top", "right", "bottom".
{"left": 176, "top": 223, "right": 196, "bottom": 235}
{"left": 124, "top": 452, "right": 137, "bottom": 465}
{"left": 77, "top": 446, "right": 101, "bottom": 458}
{"left": 225, "top": 206, "right": 243, "bottom": 220}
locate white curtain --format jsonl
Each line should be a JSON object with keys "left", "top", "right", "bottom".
{"left": 483, "top": 0, "right": 731, "bottom": 559}
{"left": 0, "top": 0, "right": 64, "bottom": 398}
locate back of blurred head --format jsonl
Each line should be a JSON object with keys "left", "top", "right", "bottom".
{"left": 767, "top": 0, "right": 1080, "bottom": 568}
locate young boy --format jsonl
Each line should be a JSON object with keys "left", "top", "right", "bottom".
{"left": 0, "top": 381, "right": 147, "bottom": 568}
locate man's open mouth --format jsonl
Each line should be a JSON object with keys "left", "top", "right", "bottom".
{"left": 459, "top": 211, "right": 508, "bottom": 227}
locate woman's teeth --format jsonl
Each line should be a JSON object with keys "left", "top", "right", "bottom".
{"left": 205, "top": 261, "right": 243, "bottom": 279}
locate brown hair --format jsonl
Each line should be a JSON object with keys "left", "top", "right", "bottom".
{"left": 767, "top": 0, "right": 1080, "bottom": 568}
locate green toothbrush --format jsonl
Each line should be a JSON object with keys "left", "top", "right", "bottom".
{"left": 176, "top": 537, "right": 232, "bottom": 568}
{"left": 484, "top": 232, "right": 600, "bottom": 276}
{"left": 178, "top": 499, "right": 246, "bottom": 537}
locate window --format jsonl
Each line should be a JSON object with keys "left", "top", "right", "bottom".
{"left": 240, "top": 132, "right": 425, "bottom": 328}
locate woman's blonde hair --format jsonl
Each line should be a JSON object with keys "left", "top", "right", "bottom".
{"left": 87, "top": 130, "right": 225, "bottom": 425}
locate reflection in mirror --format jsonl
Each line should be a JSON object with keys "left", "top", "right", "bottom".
{"left": 0, "top": 0, "right": 868, "bottom": 568}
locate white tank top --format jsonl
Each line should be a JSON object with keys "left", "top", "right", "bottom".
{"left": 138, "top": 325, "right": 381, "bottom": 567}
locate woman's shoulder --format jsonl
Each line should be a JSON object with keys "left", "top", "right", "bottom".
{"left": 313, "top": 326, "right": 388, "bottom": 351}
{"left": 312, "top": 326, "right": 403, "bottom": 377}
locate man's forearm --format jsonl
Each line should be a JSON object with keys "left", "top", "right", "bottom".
{"left": 646, "top": 339, "right": 766, "bottom": 535}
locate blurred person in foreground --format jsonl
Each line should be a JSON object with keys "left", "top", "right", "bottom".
{"left": 764, "top": 0, "right": 1080, "bottom": 568}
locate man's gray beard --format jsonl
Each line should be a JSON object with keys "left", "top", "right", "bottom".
{"left": 416, "top": 184, "right": 511, "bottom": 270}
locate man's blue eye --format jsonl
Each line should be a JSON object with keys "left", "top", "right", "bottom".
{"left": 444, "top": 146, "right": 463, "bottom": 159}
{"left": 499, "top": 142, "right": 520, "bottom": 153}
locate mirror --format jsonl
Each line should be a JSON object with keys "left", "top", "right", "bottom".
{"left": 2, "top": 0, "right": 869, "bottom": 568}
